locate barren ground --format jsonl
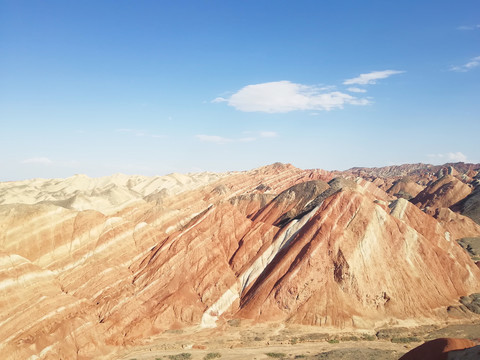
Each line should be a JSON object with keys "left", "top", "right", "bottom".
{"left": 115, "top": 321, "right": 480, "bottom": 360}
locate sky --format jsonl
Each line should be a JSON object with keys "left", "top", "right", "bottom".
{"left": 1, "top": 0, "right": 479, "bottom": 181}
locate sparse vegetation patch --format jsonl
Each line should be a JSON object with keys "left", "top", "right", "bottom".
{"left": 361, "top": 334, "right": 376, "bottom": 341}
{"left": 167, "top": 353, "right": 192, "bottom": 360}
{"left": 203, "top": 353, "right": 221, "bottom": 360}
{"left": 265, "top": 352, "right": 286, "bottom": 358}
{"left": 298, "top": 333, "right": 329, "bottom": 342}
{"left": 391, "top": 337, "right": 421, "bottom": 343}
{"left": 340, "top": 335, "right": 359, "bottom": 341}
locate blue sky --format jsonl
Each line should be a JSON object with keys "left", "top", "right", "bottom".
{"left": 1, "top": 0, "right": 479, "bottom": 180}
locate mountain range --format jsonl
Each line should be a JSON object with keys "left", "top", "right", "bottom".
{"left": 1, "top": 162, "right": 480, "bottom": 359}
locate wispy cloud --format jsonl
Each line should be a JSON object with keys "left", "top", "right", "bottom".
{"left": 21, "top": 157, "right": 53, "bottom": 165}
{"left": 115, "top": 128, "right": 166, "bottom": 138}
{"left": 427, "top": 152, "right": 468, "bottom": 162}
{"left": 457, "top": 24, "right": 480, "bottom": 30}
{"left": 212, "top": 97, "right": 226, "bottom": 103}
{"left": 238, "top": 137, "right": 256, "bottom": 142}
{"left": 195, "top": 135, "right": 233, "bottom": 144}
{"left": 450, "top": 56, "right": 480, "bottom": 72}
{"left": 347, "top": 87, "right": 367, "bottom": 93}
{"left": 195, "top": 130, "right": 278, "bottom": 144}
{"left": 259, "top": 131, "right": 278, "bottom": 138}
{"left": 343, "top": 70, "right": 404, "bottom": 85}
{"left": 212, "top": 81, "right": 369, "bottom": 113}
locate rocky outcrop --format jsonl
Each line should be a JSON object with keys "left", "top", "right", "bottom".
{"left": 399, "top": 338, "right": 478, "bottom": 360}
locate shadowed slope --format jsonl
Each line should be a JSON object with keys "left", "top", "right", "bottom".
{"left": 399, "top": 338, "right": 477, "bottom": 360}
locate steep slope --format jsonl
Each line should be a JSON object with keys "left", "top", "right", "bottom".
{"left": 411, "top": 175, "right": 472, "bottom": 215}
{"left": 433, "top": 208, "right": 480, "bottom": 241}
{"left": 0, "top": 164, "right": 333, "bottom": 358}
{"left": 386, "top": 177, "right": 424, "bottom": 199}
{"left": 103, "top": 176, "right": 480, "bottom": 342}
{"left": 451, "top": 185, "right": 480, "bottom": 225}
{"left": 0, "top": 250, "right": 108, "bottom": 359}
{"left": 236, "top": 191, "right": 480, "bottom": 327}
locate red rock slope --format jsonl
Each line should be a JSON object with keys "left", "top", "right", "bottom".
{"left": 399, "top": 338, "right": 478, "bottom": 360}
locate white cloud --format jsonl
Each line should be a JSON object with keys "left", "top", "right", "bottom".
{"left": 259, "top": 131, "right": 278, "bottom": 138}
{"left": 238, "top": 137, "right": 256, "bottom": 142}
{"left": 427, "top": 152, "right": 468, "bottom": 162}
{"left": 457, "top": 25, "right": 480, "bottom": 30}
{"left": 343, "top": 70, "right": 405, "bottom": 85}
{"left": 448, "top": 152, "right": 468, "bottom": 162}
{"left": 195, "top": 134, "right": 233, "bottom": 144}
{"left": 22, "top": 157, "right": 53, "bottom": 165}
{"left": 214, "top": 81, "right": 369, "bottom": 113}
{"left": 347, "top": 87, "right": 367, "bottom": 93}
{"left": 195, "top": 131, "right": 279, "bottom": 144}
{"left": 450, "top": 56, "right": 480, "bottom": 72}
